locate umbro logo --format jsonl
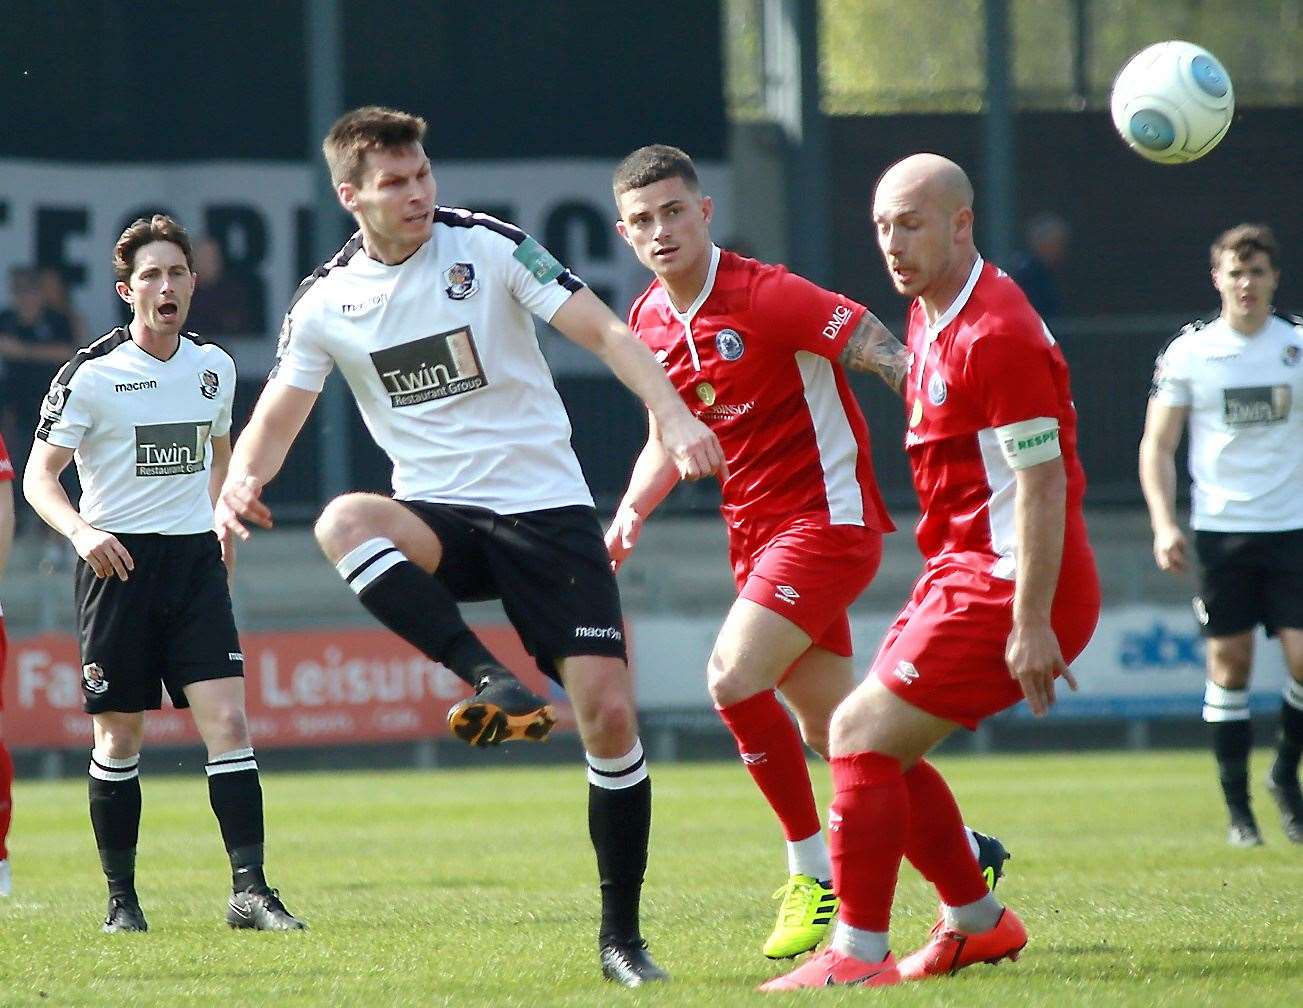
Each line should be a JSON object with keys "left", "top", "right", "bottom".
{"left": 893, "top": 660, "right": 920, "bottom": 684}
{"left": 828, "top": 809, "right": 843, "bottom": 832}
{"left": 740, "top": 751, "right": 768, "bottom": 765}
{"left": 775, "top": 584, "right": 800, "bottom": 605}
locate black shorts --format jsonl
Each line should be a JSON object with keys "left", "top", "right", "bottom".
{"left": 1193, "top": 528, "right": 1303, "bottom": 638}
{"left": 399, "top": 502, "right": 627, "bottom": 681}
{"left": 76, "top": 532, "right": 244, "bottom": 714}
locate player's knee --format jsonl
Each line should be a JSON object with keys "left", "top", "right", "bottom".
{"left": 798, "top": 720, "right": 831, "bottom": 760}
{"left": 313, "top": 494, "right": 374, "bottom": 559}
{"left": 580, "top": 692, "right": 638, "bottom": 752}
{"left": 827, "top": 696, "right": 877, "bottom": 757}
{"left": 206, "top": 705, "right": 251, "bottom": 751}
{"left": 96, "top": 718, "right": 144, "bottom": 758}
{"left": 706, "top": 648, "right": 753, "bottom": 708}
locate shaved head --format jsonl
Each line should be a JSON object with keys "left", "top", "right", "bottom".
{"left": 875, "top": 153, "right": 973, "bottom": 214}
{"left": 871, "top": 153, "right": 979, "bottom": 315}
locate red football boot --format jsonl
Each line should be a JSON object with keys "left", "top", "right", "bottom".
{"left": 897, "top": 907, "right": 1027, "bottom": 980}
{"left": 758, "top": 948, "right": 901, "bottom": 991}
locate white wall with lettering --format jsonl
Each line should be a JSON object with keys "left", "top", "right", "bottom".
{"left": 0, "top": 158, "right": 732, "bottom": 376}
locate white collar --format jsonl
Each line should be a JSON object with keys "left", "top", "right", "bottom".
{"left": 668, "top": 244, "right": 721, "bottom": 372}
{"left": 669, "top": 244, "right": 722, "bottom": 326}
{"left": 927, "top": 255, "right": 984, "bottom": 335}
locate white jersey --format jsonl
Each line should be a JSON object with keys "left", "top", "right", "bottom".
{"left": 272, "top": 209, "right": 593, "bottom": 512}
{"left": 1151, "top": 313, "right": 1303, "bottom": 531}
{"left": 37, "top": 329, "right": 236, "bottom": 534}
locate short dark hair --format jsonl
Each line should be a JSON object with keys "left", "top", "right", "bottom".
{"left": 612, "top": 144, "right": 699, "bottom": 200}
{"left": 1211, "top": 223, "right": 1279, "bottom": 271}
{"left": 113, "top": 215, "right": 194, "bottom": 283}
{"left": 324, "top": 106, "right": 428, "bottom": 187}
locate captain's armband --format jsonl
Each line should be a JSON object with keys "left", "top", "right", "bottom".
{"left": 994, "top": 417, "right": 1061, "bottom": 470}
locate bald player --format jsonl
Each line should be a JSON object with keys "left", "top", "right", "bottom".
{"left": 761, "top": 154, "right": 1100, "bottom": 991}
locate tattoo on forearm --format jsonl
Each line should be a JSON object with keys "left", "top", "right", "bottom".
{"left": 839, "top": 313, "right": 909, "bottom": 394}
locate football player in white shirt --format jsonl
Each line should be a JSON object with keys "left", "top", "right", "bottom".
{"left": 23, "top": 215, "right": 304, "bottom": 933}
{"left": 1141, "top": 223, "right": 1303, "bottom": 847}
{"left": 215, "top": 107, "right": 725, "bottom": 986}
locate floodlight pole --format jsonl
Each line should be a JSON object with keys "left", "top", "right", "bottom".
{"left": 306, "top": 0, "right": 351, "bottom": 503}
{"left": 763, "top": 0, "right": 831, "bottom": 284}
{"left": 983, "top": 0, "right": 1016, "bottom": 267}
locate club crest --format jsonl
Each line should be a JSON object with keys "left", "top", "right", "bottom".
{"left": 83, "top": 662, "right": 109, "bottom": 694}
{"left": 715, "top": 328, "right": 745, "bottom": 361}
{"left": 200, "top": 370, "right": 220, "bottom": 400}
{"left": 927, "top": 371, "right": 948, "bottom": 406}
{"left": 1283, "top": 344, "right": 1301, "bottom": 367}
{"left": 444, "top": 262, "right": 479, "bottom": 300}
{"left": 42, "top": 382, "right": 69, "bottom": 418}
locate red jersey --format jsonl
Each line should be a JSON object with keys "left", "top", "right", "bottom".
{"left": 0, "top": 432, "right": 12, "bottom": 484}
{"left": 628, "top": 247, "right": 892, "bottom": 540}
{"left": 902, "top": 259, "right": 1090, "bottom": 576}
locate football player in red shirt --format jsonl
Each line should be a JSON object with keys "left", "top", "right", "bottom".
{"left": 763, "top": 155, "right": 1100, "bottom": 990}
{"left": 0, "top": 432, "right": 15, "bottom": 896}
{"left": 608, "top": 145, "right": 1008, "bottom": 961}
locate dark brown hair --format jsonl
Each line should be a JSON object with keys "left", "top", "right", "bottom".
{"left": 1211, "top": 223, "right": 1279, "bottom": 270}
{"left": 113, "top": 214, "right": 194, "bottom": 283}
{"left": 612, "top": 144, "right": 700, "bottom": 200}
{"left": 323, "top": 106, "right": 428, "bottom": 187}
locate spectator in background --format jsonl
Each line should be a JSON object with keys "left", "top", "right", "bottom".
{"left": 0, "top": 266, "right": 76, "bottom": 472}
{"left": 1010, "top": 213, "right": 1070, "bottom": 323}
{"left": 38, "top": 266, "right": 88, "bottom": 347}
{"left": 186, "top": 237, "right": 259, "bottom": 336}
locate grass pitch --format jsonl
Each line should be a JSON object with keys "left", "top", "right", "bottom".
{"left": 1, "top": 749, "right": 1299, "bottom": 1006}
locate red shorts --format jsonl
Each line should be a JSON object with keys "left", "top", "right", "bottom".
{"left": 730, "top": 520, "right": 883, "bottom": 657}
{"left": 871, "top": 555, "right": 1101, "bottom": 729}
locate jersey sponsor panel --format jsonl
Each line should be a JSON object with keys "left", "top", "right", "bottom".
{"left": 1151, "top": 313, "right": 1303, "bottom": 530}
{"left": 272, "top": 210, "right": 593, "bottom": 513}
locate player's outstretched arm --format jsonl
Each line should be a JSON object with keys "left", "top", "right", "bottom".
{"left": 23, "top": 440, "right": 133, "bottom": 581}
{"left": 1138, "top": 399, "right": 1190, "bottom": 573}
{"left": 838, "top": 311, "right": 910, "bottom": 395}
{"left": 551, "top": 288, "right": 727, "bottom": 482}
{"left": 606, "top": 413, "right": 682, "bottom": 572}
{"left": 217, "top": 382, "right": 318, "bottom": 544}
{"left": 1006, "top": 454, "right": 1070, "bottom": 717}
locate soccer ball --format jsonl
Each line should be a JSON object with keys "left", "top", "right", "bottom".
{"left": 1110, "top": 41, "right": 1234, "bottom": 164}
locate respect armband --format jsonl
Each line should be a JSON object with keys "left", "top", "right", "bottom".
{"left": 994, "top": 417, "right": 1061, "bottom": 470}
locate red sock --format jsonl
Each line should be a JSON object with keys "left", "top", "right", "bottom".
{"left": 0, "top": 740, "right": 13, "bottom": 861}
{"left": 902, "top": 759, "right": 988, "bottom": 907}
{"left": 829, "top": 751, "right": 908, "bottom": 932}
{"left": 717, "top": 690, "right": 820, "bottom": 842}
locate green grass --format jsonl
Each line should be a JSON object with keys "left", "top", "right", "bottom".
{"left": 1, "top": 749, "right": 1300, "bottom": 1006}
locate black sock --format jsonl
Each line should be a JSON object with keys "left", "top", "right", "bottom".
{"left": 334, "top": 537, "right": 500, "bottom": 684}
{"left": 1211, "top": 719, "right": 1253, "bottom": 818}
{"left": 586, "top": 742, "right": 651, "bottom": 946}
{"left": 88, "top": 750, "right": 141, "bottom": 898}
{"left": 1271, "top": 683, "right": 1303, "bottom": 784}
{"left": 206, "top": 748, "right": 266, "bottom": 891}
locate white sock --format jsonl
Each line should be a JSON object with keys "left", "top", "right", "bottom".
{"left": 943, "top": 892, "right": 1003, "bottom": 933}
{"left": 786, "top": 831, "right": 832, "bottom": 881}
{"left": 831, "top": 920, "right": 890, "bottom": 963}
